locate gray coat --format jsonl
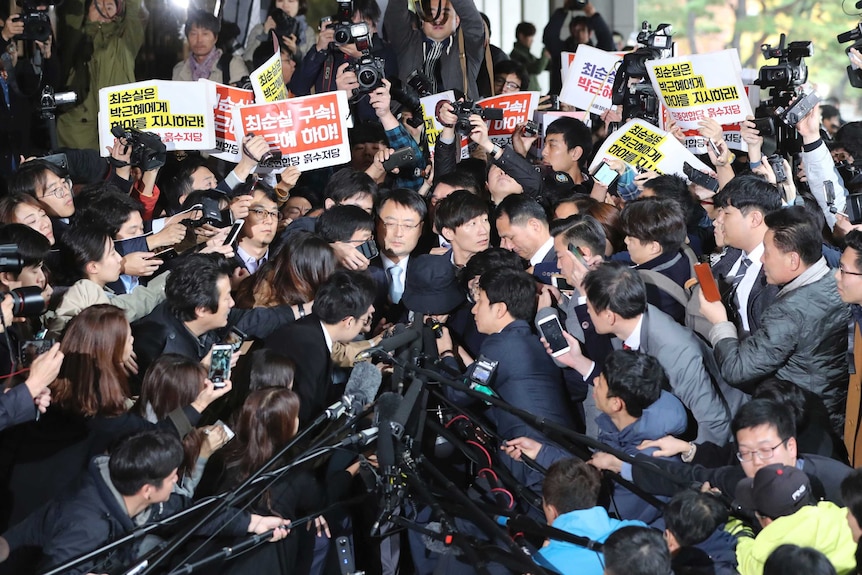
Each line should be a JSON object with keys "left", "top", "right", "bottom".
{"left": 710, "top": 258, "right": 850, "bottom": 435}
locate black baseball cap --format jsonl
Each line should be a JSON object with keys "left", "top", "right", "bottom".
{"left": 734, "top": 464, "right": 811, "bottom": 519}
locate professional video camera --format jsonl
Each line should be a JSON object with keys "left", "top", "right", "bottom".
{"left": 450, "top": 101, "right": 504, "bottom": 136}
{"left": 753, "top": 34, "right": 815, "bottom": 155}
{"left": 39, "top": 86, "right": 76, "bottom": 152}
{"left": 14, "top": 0, "right": 53, "bottom": 42}
{"left": 837, "top": 23, "right": 862, "bottom": 88}
{"left": 0, "top": 245, "right": 48, "bottom": 317}
{"left": 110, "top": 125, "right": 167, "bottom": 171}
{"left": 610, "top": 21, "right": 673, "bottom": 126}
{"left": 390, "top": 71, "right": 433, "bottom": 129}
{"left": 270, "top": 7, "right": 300, "bottom": 39}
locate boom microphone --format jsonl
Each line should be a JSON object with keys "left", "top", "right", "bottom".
{"left": 322, "top": 360, "right": 383, "bottom": 420}
{"left": 355, "top": 323, "right": 423, "bottom": 361}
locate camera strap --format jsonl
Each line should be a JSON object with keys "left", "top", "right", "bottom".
{"left": 457, "top": 27, "right": 468, "bottom": 96}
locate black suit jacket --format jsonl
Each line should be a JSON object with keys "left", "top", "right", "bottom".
{"left": 369, "top": 257, "right": 410, "bottom": 326}
{"left": 263, "top": 315, "right": 338, "bottom": 426}
{"left": 711, "top": 247, "right": 778, "bottom": 334}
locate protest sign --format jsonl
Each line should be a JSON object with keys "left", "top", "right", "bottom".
{"left": 419, "top": 90, "right": 456, "bottom": 154}
{"left": 560, "top": 51, "right": 577, "bottom": 84}
{"left": 201, "top": 80, "right": 255, "bottom": 163}
{"left": 477, "top": 91, "right": 540, "bottom": 148}
{"left": 98, "top": 80, "right": 215, "bottom": 154}
{"left": 233, "top": 91, "right": 350, "bottom": 172}
{"left": 588, "top": 119, "right": 712, "bottom": 179}
{"left": 647, "top": 49, "right": 751, "bottom": 133}
{"left": 560, "top": 46, "right": 621, "bottom": 115}
{"left": 250, "top": 49, "right": 287, "bottom": 103}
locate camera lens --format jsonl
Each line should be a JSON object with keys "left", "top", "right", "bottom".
{"left": 358, "top": 68, "right": 378, "bottom": 88}
{"left": 9, "top": 286, "right": 47, "bottom": 318}
{"left": 335, "top": 28, "right": 350, "bottom": 44}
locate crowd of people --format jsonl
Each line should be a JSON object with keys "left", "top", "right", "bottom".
{"left": 0, "top": 0, "right": 860, "bottom": 573}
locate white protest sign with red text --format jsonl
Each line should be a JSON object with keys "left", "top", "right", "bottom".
{"left": 560, "top": 45, "right": 621, "bottom": 115}
{"left": 477, "top": 91, "right": 540, "bottom": 148}
{"left": 201, "top": 80, "right": 255, "bottom": 163}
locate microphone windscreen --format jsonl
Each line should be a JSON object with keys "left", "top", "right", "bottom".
{"left": 375, "top": 392, "right": 403, "bottom": 426}
{"left": 346, "top": 360, "right": 383, "bottom": 403}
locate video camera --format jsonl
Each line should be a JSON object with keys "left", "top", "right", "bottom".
{"left": 611, "top": 21, "right": 673, "bottom": 126}
{"left": 14, "top": 0, "right": 53, "bottom": 42}
{"left": 757, "top": 35, "right": 812, "bottom": 89}
{"left": 837, "top": 23, "right": 862, "bottom": 88}
{"left": 450, "top": 101, "right": 504, "bottom": 136}
{"left": 110, "top": 125, "right": 167, "bottom": 171}
{"left": 270, "top": 7, "right": 300, "bottom": 39}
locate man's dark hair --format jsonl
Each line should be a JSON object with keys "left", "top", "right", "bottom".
{"left": 185, "top": 9, "right": 220, "bottom": 36}
{"left": 251, "top": 183, "right": 279, "bottom": 205}
{"left": 167, "top": 156, "right": 213, "bottom": 212}
{"left": 557, "top": 215, "right": 606, "bottom": 258}
{"left": 57, "top": 225, "right": 112, "bottom": 283}
{"left": 435, "top": 190, "right": 489, "bottom": 232}
{"left": 379, "top": 188, "right": 427, "bottom": 221}
{"left": 713, "top": 175, "right": 782, "bottom": 216}
{"left": 844, "top": 230, "right": 862, "bottom": 272}
{"left": 730, "top": 399, "right": 795, "bottom": 442}
{"left": 763, "top": 545, "right": 838, "bottom": 575}
{"left": 583, "top": 261, "right": 647, "bottom": 319}
{"left": 841, "top": 469, "right": 862, "bottom": 538}
{"left": 478, "top": 267, "right": 535, "bottom": 321}
{"left": 664, "top": 490, "right": 728, "bottom": 547}
{"left": 602, "top": 349, "right": 665, "bottom": 418}
{"left": 821, "top": 104, "right": 840, "bottom": 121}
{"left": 316, "top": 205, "right": 374, "bottom": 243}
{"left": 0, "top": 224, "right": 50, "bottom": 268}
{"left": 433, "top": 170, "right": 481, "bottom": 197}
{"left": 545, "top": 117, "right": 593, "bottom": 161}
{"left": 109, "top": 430, "right": 184, "bottom": 496}
{"left": 542, "top": 458, "right": 601, "bottom": 514}
{"left": 75, "top": 184, "right": 144, "bottom": 238}
{"left": 642, "top": 174, "right": 700, "bottom": 226}
{"left": 460, "top": 247, "right": 526, "bottom": 289}
{"left": 764, "top": 205, "right": 822, "bottom": 266}
{"left": 353, "top": 0, "right": 381, "bottom": 23}
{"left": 620, "top": 197, "right": 687, "bottom": 254}
{"left": 166, "top": 254, "right": 234, "bottom": 322}
{"left": 313, "top": 270, "right": 376, "bottom": 325}
{"left": 349, "top": 121, "right": 388, "bottom": 147}
{"left": 8, "top": 159, "right": 67, "bottom": 198}
{"left": 325, "top": 169, "right": 378, "bottom": 205}
{"left": 515, "top": 21, "right": 536, "bottom": 39}
{"left": 603, "top": 526, "right": 671, "bottom": 575}
{"left": 495, "top": 60, "right": 528, "bottom": 92}
{"left": 496, "top": 194, "right": 547, "bottom": 227}
{"left": 569, "top": 15, "right": 592, "bottom": 32}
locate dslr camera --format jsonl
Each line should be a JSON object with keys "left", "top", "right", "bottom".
{"left": 14, "top": 0, "right": 52, "bottom": 42}
{"left": 344, "top": 22, "right": 385, "bottom": 98}
{"left": 0, "top": 245, "right": 48, "bottom": 318}
{"left": 110, "top": 126, "right": 167, "bottom": 171}
{"left": 450, "top": 101, "right": 504, "bottom": 136}
{"left": 271, "top": 8, "right": 300, "bottom": 39}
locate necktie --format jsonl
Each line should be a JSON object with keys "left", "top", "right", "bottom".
{"left": 388, "top": 266, "right": 404, "bottom": 304}
{"left": 731, "top": 256, "right": 752, "bottom": 289}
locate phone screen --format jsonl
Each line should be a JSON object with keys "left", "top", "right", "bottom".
{"left": 209, "top": 345, "right": 233, "bottom": 386}
{"left": 223, "top": 219, "right": 245, "bottom": 246}
{"left": 539, "top": 316, "right": 569, "bottom": 356}
{"left": 593, "top": 162, "right": 619, "bottom": 186}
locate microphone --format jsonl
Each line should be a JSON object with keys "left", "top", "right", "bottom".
{"left": 372, "top": 392, "right": 404, "bottom": 535}
{"left": 322, "top": 360, "right": 384, "bottom": 420}
{"left": 335, "top": 426, "right": 378, "bottom": 448}
{"left": 355, "top": 323, "right": 423, "bottom": 361}
{"left": 421, "top": 522, "right": 461, "bottom": 556}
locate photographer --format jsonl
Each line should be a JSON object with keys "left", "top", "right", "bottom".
{"left": 173, "top": 10, "right": 249, "bottom": 85}
{"left": 243, "top": 0, "right": 316, "bottom": 68}
{"left": 290, "top": 0, "right": 397, "bottom": 123}
{"left": 543, "top": 0, "right": 614, "bottom": 94}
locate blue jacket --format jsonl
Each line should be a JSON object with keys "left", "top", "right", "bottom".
{"left": 534, "top": 507, "right": 645, "bottom": 575}
{"left": 597, "top": 390, "right": 687, "bottom": 525}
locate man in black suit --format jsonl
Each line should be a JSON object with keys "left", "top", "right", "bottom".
{"left": 711, "top": 175, "right": 782, "bottom": 335}
{"left": 495, "top": 194, "right": 556, "bottom": 272}
{"left": 264, "top": 270, "right": 376, "bottom": 426}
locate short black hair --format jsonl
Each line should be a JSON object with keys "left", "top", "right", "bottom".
{"left": 764, "top": 205, "right": 822, "bottom": 266}
{"left": 713, "top": 175, "right": 782, "bottom": 216}
{"left": 316, "top": 204, "right": 374, "bottom": 243}
{"left": 602, "top": 349, "right": 665, "bottom": 418}
{"left": 349, "top": 121, "right": 388, "bottom": 146}
{"left": 495, "top": 194, "right": 548, "bottom": 227}
{"left": 325, "top": 169, "right": 378, "bottom": 204}
{"left": 378, "top": 188, "right": 427, "bottom": 221}
{"left": 185, "top": 9, "right": 220, "bottom": 36}
{"left": 841, "top": 468, "right": 862, "bottom": 535}
{"left": 478, "top": 267, "right": 535, "bottom": 321}
{"left": 57, "top": 224, "right": 112, "bottom": 283}
{"left": 730, "top": 399, "right": 796, "bottom": 442}
{"left": 583, "top": 261, "right": 647, "bottom": 319}
{"left": 0, "top": 223, "right": 50, "bottom": 268}
{"left": 845, "top": 230, "right": 862, "bottom": 272}
{"left": 460, "top": 247, "right": 526, "bottom": 288}
{"left": 542, "top": 458, "right": 601, "bottom": 513}
{"left": 494, "top": 60, "right": 528, "bottom": 92}
{"left": 249, "top": 349, "right": 295, "bottom": 391}
{"left": 620, "top": 197, "right": 687, "bottom": 253}
{"left": 166, "top": 254, "right": 234, "bottom": 322}
{"left": 557, "top": 215, "right": 606, "bottom": 258}
{"left": 75, "top": 184, "right": 144, "bottom": 238}
{"left": 352, "top": 0, "right": 381, "bottom": 23}
{"left": 664, "top": 490, "right": 728, "bottom": 547}
{"left": 433, "top": 170, "right": 481, "bottom": 196}
{"left": 250, "top": 183, "right": 280, "bottom": 205}
{"left": 545, "top": 117, "right": 593, "bottom": 161}
{"left": 763, "top": 545, "right": 838, "bottom": 575}
{"left": 515, "top": 21, "right": 536, "bottom": 38}
{"left": 167, "top": 156, "right": 213, "bottom": 211}
{"left": 313, "top": 270, "right": 376, "bottom": 324}
{"left": 641, "top": 174, "right": 700, "bottom": 226}
{"left": 603, "top": 526, "right": 671, "bottom": 575}
{"left": 821, "top": 104, "right": 840, "bottom": 121}
{"left": 8, "top": 159, "right": 67, "bottom": 198}
{"left": 109, "top": 430, "right": 184, "bottom": 496}
{"left": 435, "top": 190, "right": 489, "bottom": 232}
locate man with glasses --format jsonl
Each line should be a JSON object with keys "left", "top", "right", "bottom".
{"left": 235, "top": 184, "right": 280, "bottom": 275}
{"left": 837, "top": 230, "right": 862, "bottom": 465}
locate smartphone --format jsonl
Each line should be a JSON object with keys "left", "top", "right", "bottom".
{"left": 683, "top": 162, "right": 719, "bottom": 193}
{"left": 382, "top": 147, "right": 416, "bottom": 172}
{"left": 568, "top": 243, "right": 589, "bottom": 267}
{"left": 767, "top": 155, "right": 787, "bottom": 184}
{"left": 41, "top": 153, "right": 69, "bottom": 172}
{"left": 209, "top": 344, "right": 233, "bottom": 387}
{"left": 356, "top": 238, "right": 379, "bottom": 259}
{"left": 708, "top": 138, "right": 722, "bottom": 157}
{"left": 592, "top": 161, "right": 619, "bottom": 187}
{"left": 523, "top": 120, "right": 540, "bottom": 136}
{"left": 21, "top": 339, "right": 55, "bottom": 368}
{"left": 214, "top": 419, "right": 236, "bottom": 442}
{"left": 551, "top": 274, "right": 575, "bottom": 292}
{"left": 694, "top": 262, "right": 721, "bottom": 303}
{"left": 537, "top": 315, "right": 571, "bottom": 357}
{"left": 223, "top": 326, "right": 247, "bottom": 353}
{"left": 223, "top": 219, "right": 245, "bottom": 246}
{"left": 150, "top": 247, "right": 178, "bottom": 261}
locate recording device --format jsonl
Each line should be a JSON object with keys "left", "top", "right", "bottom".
{"left": 592, "top": 161, "right": 620, "bottom": 187}
{"left": 109, "top": 125, "right": 167, "bottom": 171}
{"left": 327, "top": 1, "right": 368, "bottom": 47}
{"left": 355, "top": 323, "right": 423, "bottom": 361}
{"left": 336, "top": 536, "right": 358, "bottom": 575}
{"left": 694, "top": 263, "right": 721, "bottom": 303}
{"left": 469, "top": 355, "right": 498, "bottom": 398}
{"left": 523, "top": 120, "right": 540, "bottom": 137}
{"left": 773, "top": 90, "right": 821, "bottom": 128}
{"left": 390, "top": 72, "right": 433, "bottom": 129}
{"left": 340, "top": 21, "right": 385, "bottom": 98}
{"left": 270, "top": 7, "right": 300, "bottom": 39}
{"left": 568, "top": 242, "right": 589, "bottom": 267}
{"left": 537, "top": 314, "right": 571, "bottom": 357}
{"left": 4, "top": 285, "right": 49, "bottom": 318}
{"left": 837, "top": 23, "right": 862, "bottom": 88}
{"left": 208, "top": 344, "right": 233, "bottom": 387}
{"left": 184, "top": 195, "right": 226, "bottom": 228}
{"left": 767, "top": 154, "right": 788, "bottom": 183}
{"left": 223, "top": 219, "right": 244, "bottom": 246}
{"left": 751, "top": 117, "right": 775, "bottom": 137}
{"left": 551, "top": 274, "right": 575, "bottom": 293}
{"left": 324, "top": 360, "right": 384, "bottom": 421}
{"left": 382, "top": 147, "right": 416, "bottom": 172}
{"left": 757, "top": 35, "right": 813, "bottom": 89}
{"left": 611, "top": 21, "right": 674, "bottom": 126}
{"left": 40, "top": 153, "right": 68, "bottom": 172}
{"left": 21, "top": 339, "right": 54, "bottom": 368}
{"left": 450, "top": 101, "right": 505, "bottom": 135}
{"left": 12, "top": 3, "right": 51, "bottom": 42}
{"left": 545, "top": 94, "right": 561, "bottom": 111}
{"left": 356, "top": 238, "right": 379, "bottom": 259}
{"left": 214, "top": 419, "right": 236, "bottom": 442}
{"left": 708, "top": 139, "right": 722, "bottom": 158}
{"left": 244, "top": 132, "right": 282, "bottom": 163}
{"left": 567, "top": 0, "right": 588, "bottom": 9}
{"left": 223, "top": 326, "right": 247, "bottom": 354}
{"left": 683, "top": 162, "right": 719, "bottom": 193}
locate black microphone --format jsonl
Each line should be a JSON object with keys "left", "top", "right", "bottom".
{"left": 355, "top": 323, "right": 423, "bottom": 361}
{"left": 372, "top": 392, "right": 403, "bottom": 535}
{"left": 322, "top": 360, "right": 383, "bottom": 420}
{"left": 336, "top": 426, "right": 378, "bottom": 448}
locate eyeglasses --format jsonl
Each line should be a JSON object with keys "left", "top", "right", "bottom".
{"left": 736, "top": 439, "right": 788, "bottom": 462}
{"left": 495, "top": 80, "right": 521, "bottom": 91}
{"left": 839, "top": 263, "right": 862, "bottom": 278}
{"left": 379, "top": 219, "right": 422, "bottom": 231}
{"left": 248, "top": 208, "right": 282, "bottom": 222}
{"left": 41, "top": 177, "right": 72, "bottom": 199}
